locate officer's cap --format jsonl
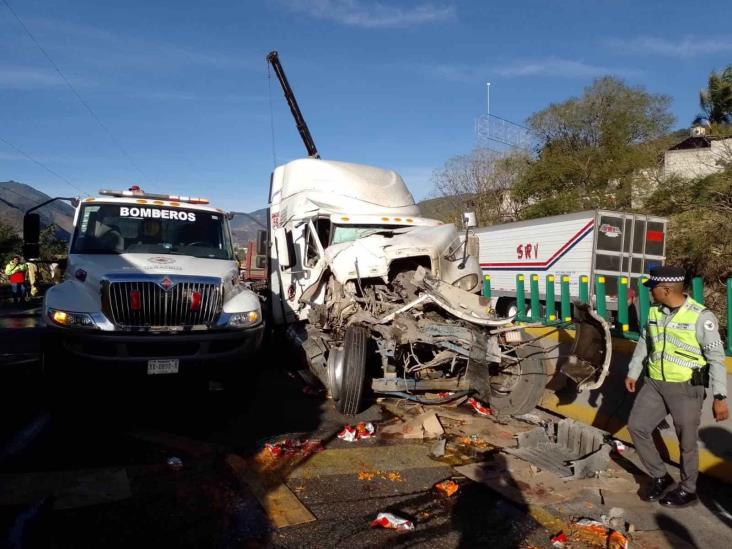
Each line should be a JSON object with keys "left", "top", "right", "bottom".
{"left": 643, "top": 266, "right": 686, "bottom": 288}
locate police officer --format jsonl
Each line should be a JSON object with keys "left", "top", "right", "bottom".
{"left": 626, "top": 266, "right": 728, "bottom": 507}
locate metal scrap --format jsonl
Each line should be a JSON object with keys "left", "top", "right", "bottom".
{"left": 503, "top": 418, "right": 611, "bottom": 479}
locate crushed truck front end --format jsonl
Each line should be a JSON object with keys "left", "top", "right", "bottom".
{"left": 42, "top": 189, "right": 264, "bottom": 380}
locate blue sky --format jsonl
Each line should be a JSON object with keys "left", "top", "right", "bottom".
{"left": 2, "top": 0, "right": 732, "bottom": 212}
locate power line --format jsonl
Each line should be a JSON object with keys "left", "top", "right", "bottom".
{"left": 1, "top": 0, "right": 150, "bottom": 183}
{"left": 0, "top": 135, "right": 88, "bottom": 196}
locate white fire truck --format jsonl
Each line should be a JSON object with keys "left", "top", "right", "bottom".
{"left": 24, "top": 187, "right": 264, "bottom": 381}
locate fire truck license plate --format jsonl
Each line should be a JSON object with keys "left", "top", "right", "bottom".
{"left": 147, "top": 359, "right": 179, "bottom": 375}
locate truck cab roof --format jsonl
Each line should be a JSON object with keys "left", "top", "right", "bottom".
{"left": 272, "top": 158, "right": 421, "bottom": 217}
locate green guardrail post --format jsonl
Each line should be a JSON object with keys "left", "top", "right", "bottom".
{"left": 639, "top": 276, "right": 651, "bottom": 330}
{"left": 482, "top": 274, "right": 492, "bottom": 299}
{"left": 727, "top": 278, "right": 732, "bottom": 355}
{"left": 692, "top": 276, "right": 705, "bottom": 304}
{"left": 560, "top": 275, "right": 572, "bottom": 322}
{"left": 617, "top": 276, "right": 630, "bottom": 335}
{"left": 530, "top": 274, "right": 541, "bottom": 322}
{"left": 545, "top": 275, "right": 556, "bottom": 323}
{"left": 595, "top": 275, "right": 608, "bottom": 320}
{"left": 579, "top": 275, "right": 589, "bottom": 304}
{"left": 516, "top": 274, "right": 526, "bottom": 319}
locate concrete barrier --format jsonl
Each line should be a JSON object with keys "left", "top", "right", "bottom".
{"left": 527, "top": 326, "right": 732, "bottom": 482}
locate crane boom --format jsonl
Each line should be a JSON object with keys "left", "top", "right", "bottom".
{"left": 266, "top": 50, "right": 320, "bottom": 159}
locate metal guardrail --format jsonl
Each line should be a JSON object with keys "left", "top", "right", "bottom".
{"left": 482, "top": 274, "right": 732, "bottom": 356}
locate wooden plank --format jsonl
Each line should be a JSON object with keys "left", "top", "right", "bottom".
{"left": 225, "top": 454, "right": 315, "bottom": 529}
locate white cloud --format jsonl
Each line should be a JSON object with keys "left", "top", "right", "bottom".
{"left": 496, "top": 58, "right": 639, "bottom": 79}
{"left": 609, "top": 35, "right": 732, "bottom": 58}
{"left": 426, "top": 57, "right": 640, "bottom": 82}
{"left": 22, "top": 17, "right": 257, "bottom": 72}
{"left": 276, "top": 0, "right": 455, "bottom": 28}
{"left": 0, "top": 65, "right": 62, "bottom": 89}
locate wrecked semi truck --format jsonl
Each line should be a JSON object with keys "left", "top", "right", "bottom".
{"left": 264, "top": 51, "right": 612, "bottom": 415}
{"left": 23, "top": 187, "right": 264, "bottom": 382}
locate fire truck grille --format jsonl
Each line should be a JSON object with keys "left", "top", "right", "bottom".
{"left": 104, "top": 281, "right": 222, "bottom": 328}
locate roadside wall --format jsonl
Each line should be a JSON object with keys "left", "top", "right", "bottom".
{"left": 527, "top": 327, "right": 732, "bottom": 482}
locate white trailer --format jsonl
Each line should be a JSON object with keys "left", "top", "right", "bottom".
{"left": 475, "top": 210, "right": 668, "bottom": 319}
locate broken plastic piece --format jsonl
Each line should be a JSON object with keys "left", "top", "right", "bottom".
{"left": 166, "top": 456, "right": 183, "bottom": 470}
{"left": 550, "top": 531, "right": 567, "bottom": 548}
{"left": 434, "top": 480, "right": 459, "bottom": 497}
{"left": 611, "top": 440, "right": 626, "bottom": 454}
{"left": 370, "top": 512, "right": 414, "bottom": 531}
{"left": 338, "top": 422, "right": 375, "bottom": 442}
{"left": 466, "top": 397, "right": 492, "bottom": 417}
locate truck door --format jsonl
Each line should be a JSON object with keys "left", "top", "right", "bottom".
{"left": 275, "top": 219, "right": 328, "bottom": 322}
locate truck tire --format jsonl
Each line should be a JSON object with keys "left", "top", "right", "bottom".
{"left": 335, "top": 325, "right": 368, "bottom": 415}
{"left": 489, "top": 338, "right": 549, "bottom": 416}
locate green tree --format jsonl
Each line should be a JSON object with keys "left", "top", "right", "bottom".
{"left": 514, "top": 76, "right": 674, "bottom": 218}
{"left": 699, "top": 66, "right": 732, "bottom": 124}
{"left": 0, "top": 221, "right": 22, "bottom": 268}
{"left": 39, "top": 224, "right": 68, "bottom": 260}
{"left": 431, "top": 149, "right": 531, "bottom": 225}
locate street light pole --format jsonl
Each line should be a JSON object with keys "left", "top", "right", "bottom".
{"left": 486, "top": 82, "right": 491, "bottom": 118}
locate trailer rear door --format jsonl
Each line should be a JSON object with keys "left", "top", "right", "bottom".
{"left": 594, "top": 211, "right": 666, "bottom": 297}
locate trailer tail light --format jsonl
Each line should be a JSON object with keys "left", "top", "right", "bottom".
{"left": 646, "top": 230, "right": 663, "bottom": 242}
{"left": 130, "top": 290, "right": 142, "bottom": 311}
{"left": 190, "top": 291, "right": 202, "bottom": 311}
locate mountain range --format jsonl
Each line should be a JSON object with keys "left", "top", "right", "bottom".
{"left": 0, "top": 181, "right": 76, "bottom": 240}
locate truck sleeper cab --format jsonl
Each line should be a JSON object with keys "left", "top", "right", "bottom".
{"left": 41, "top": 188, "right": 264, "bottom": 379}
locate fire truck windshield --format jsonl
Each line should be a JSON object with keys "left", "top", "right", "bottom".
{"left": 70, "top": 204, "right": 233, "bottom": 260}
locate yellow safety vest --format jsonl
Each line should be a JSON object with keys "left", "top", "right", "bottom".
{"left": 646, "top": 297, "right": 707, "bottom": 382}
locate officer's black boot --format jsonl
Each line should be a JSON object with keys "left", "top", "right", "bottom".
{"left": 642, "top": 474, "right": 673, "bottom": 501}
{"left": 660, "top": 486, "right": 698, "bottom": 507}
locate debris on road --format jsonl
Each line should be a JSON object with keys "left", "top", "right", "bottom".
{"left": 434, "top": 479, "right": 459, "bottom": 497}
{"left": 504, "top": 418, "right": 611, "bottom": 479}
{"left": 550, "top": 531, "right": 568, "bottom": 548}
{"left": 338, "top": 422, "right": 375, "bottom": 442}
{"left": 166, "top": 456, "right": 184, "bottom": 471}
{"left": 358, "top": 470, "right": 403, "bottom": 482}
{"left": 465, "top": 397, "right": 493, "bottom": 417}
{"left": 569, "top": 518, "right": 629, "bottom": 549}
{"left": 370, "top": 512, "right": 414, "bottom": 531}
{"left": 264, "top": 438, "right": 324, "bottom": 458}
{"left": 421, "top": 413, "right": 445, "bottom": 438}
{"left": 611, "top": 440, "right": 626, "bottom": 454}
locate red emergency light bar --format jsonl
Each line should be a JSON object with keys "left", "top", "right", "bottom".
{"left": 99, "top": 188, "right": 209, "bottom": 204}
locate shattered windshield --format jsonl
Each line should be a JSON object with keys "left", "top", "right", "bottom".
{"left": 331, "top": 224, "right": 408, "bottom": 245}
{"left": 70, "top": 204, "right": 233, "bottom": 260}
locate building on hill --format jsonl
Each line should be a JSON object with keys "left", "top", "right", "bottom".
{"left": 662, "top": 124, "right": 732, "bottom": 179}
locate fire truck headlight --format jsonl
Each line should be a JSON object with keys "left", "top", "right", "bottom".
{"left": 48, "top": 308, "right": 98, "bottom": 329}
{"left": 226, "top": 310, "right": 260, "bottom": 327}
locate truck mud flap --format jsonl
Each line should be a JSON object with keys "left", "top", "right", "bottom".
{"left": 560, "top": 303, "right": 612, "bottom": 391}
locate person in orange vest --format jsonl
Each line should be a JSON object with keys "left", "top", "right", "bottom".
{"left": 4, "top": 255, "right": 28, "bottom": 305}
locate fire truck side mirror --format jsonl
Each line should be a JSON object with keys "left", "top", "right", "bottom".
{"left": 256, "top": 229, "right": 267, "bottom": 256}
{"left": 23, "top": 213, "right": 41, "bottom": 260}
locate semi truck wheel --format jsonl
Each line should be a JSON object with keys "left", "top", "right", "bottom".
{"left": 334, "top": 325, "right": 368, "bottom": 415}
{"left": 488, "top": 337, "right": 549, "bottom": 416}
